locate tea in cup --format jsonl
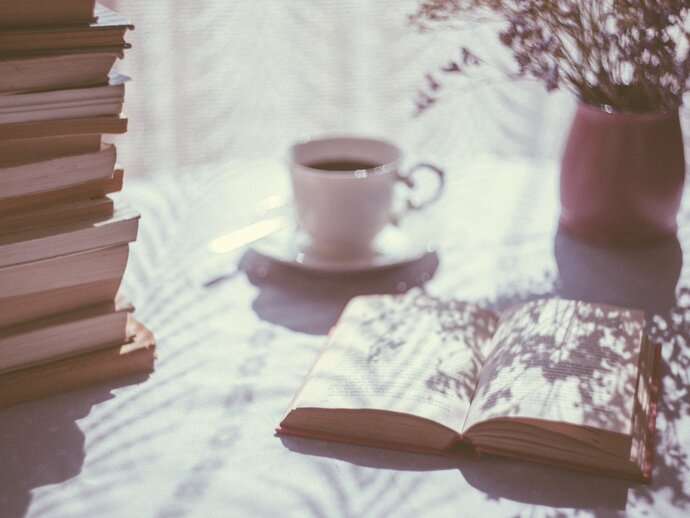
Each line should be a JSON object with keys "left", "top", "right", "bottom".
{"left": 288, "top": 135, "right": 444, "bottom": 257}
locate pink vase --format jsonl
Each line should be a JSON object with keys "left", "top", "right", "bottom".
{"left": 559, "top": 102, "right": 686, "bottom": 245}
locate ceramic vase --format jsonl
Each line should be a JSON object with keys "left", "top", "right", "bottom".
{"left": 559, "top": 102, "right": 686, "bottom": 245}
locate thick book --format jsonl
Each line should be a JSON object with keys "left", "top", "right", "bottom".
{"left": 0, "top": 114, "right": 127, "bottom": 140}
{"left": 278, "top": 294, "right": 661, "bottom": 482}
{"left": 0, "top": 0, "right": 96, "bottom": 27}
{"left": 0, "top": 71, "right": 128, "bottom": 124}
{"left": 0, "top": 134, "right": 102, "bottom": 167}
{"left": 0, "top": 315, "right": 155, "bottom": 410}
{"left": 0, "top": 200, "right": 138, "bottom": 267}
{"left": 0, "top": 51, "right": 119, "bottom": 95}
{"left": 0, "top": 277, "right": 122, "bottom": 329}
{"left": 0, "top": 144, "right": 116, "bottom": 199}
{"left": 0, "top": 4, "right": 132, "bottom": 54}
{"left": 0, "top": 168, "right": 123, "bottom": 215}
{"left": 0, "top": 296, "right": 133, "bottom": 373}
{"left": 0, "top": 244, "right": 130, "bottom": 299}
{"left": 0, "top": 196, "right": 114, "bottom": 235}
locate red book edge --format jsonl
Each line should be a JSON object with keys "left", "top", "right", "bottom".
{"left": 276, "top": 423, "right": 477, "bottom": 459}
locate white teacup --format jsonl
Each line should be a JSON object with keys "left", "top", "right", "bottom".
{"left": 288, "top": 135, "right": 444, "bottom": 257}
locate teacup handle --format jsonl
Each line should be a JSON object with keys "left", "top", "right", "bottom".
{"left": 393, "top": 162, "right": 445, "bottom": 223}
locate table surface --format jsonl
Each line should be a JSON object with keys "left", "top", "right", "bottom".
{"left": 1, "top": 155, "right": 690, "bottom": 518}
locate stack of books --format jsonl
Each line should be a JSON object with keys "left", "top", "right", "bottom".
{"left": 0, "top": 1, "right": 155, "bottom": 408}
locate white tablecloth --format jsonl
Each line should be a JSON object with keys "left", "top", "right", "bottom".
{"left": 2, "top": 156, "right": 690, "bottom": 517}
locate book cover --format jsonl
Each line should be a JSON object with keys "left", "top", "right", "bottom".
{"left": 0, "top": 296, "right": 133, "bottom": 373}
{"left": 0, "top": 51, "right": 119, "bottom": 95}
{"left": 0, "top": 277, "right": 122, "bottom": 329}
{"left": 0, "top": 315, "right": 156, "bottom": 409}
{"left": 0, "top": 199, "right": 139, "bottom": 267}
{"left": 0, "top": 0, "right": 97, "bottom": 27}
{"left": 0, "top": 197, "right": 114, "bottom": 235}
{"left": 0, "top": 244, "right": 130, "bottom": 299}
{"left": 0, "top": 4, "right": 133, "bottom": 53}
{"left": 0, "top": 168, "right": 123, "bottom": 215}
{"left": 0, "top": 134, "right": 102, "bottom": 167}
{"left": 0, "top": 71, "right": 129, "bottom": 124}
{"left": 0, "top": 144, "right": 117, "bottom": 199}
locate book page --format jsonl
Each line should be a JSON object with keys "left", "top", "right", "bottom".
{"left": 464, "top": 299, "right": 643, "bottom": 435}
{"left": 290, "top": 292, "right": 498, "bottom": 433}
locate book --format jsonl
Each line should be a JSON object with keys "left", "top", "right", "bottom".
{"left": 0, "top": 134, "right": 102, "bottom": 167}
{"left": 0, "top": 315, "right": 156, "bottom": 410}
{"left": 0, "top": 168, "right": 123, "bottom": 215}
{"left": 0, "top": 4, "right": 133, "bottom": 54}
{"left": 0, "top": 143, "right": 116, "bottom": 199}
{"left": 0, "top": 314, "right": 156, "bottom": 408}
{"left": 0, "top": 277, "right": 122, "bottom": 329}
{"left": 0, "top": 201, "right": 138, "bottom": 267}
{"left": 0, "top": 114, "right": 127, "bottom": 140}
{"left": 0, "top": 2, "right": 153, "bottom": 412}
{"left": 0, "top": 51, "right": 120, "bottom": 95}
{"left": 0, "top": 296, "right": 133, "bottom": 373}
{"left": 0, "top": 196, "right": 114, "bottom": 235}
{"left": 0, "top": 44, "right": 126, "bottom": 60}
{"left": 0, "top": 71, "right": 128, "bottom": 124}
{"left": 278, "top": 294, "right": 660, "bottom": 482}
{"left": 0, "top": 244, "right": 130, "bottom": 299}
{"left": 0, "top": 0, "right": 96, "bottom": 27}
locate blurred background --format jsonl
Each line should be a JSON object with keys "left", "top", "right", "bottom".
{"left": 100, "top": 0, "right": 587, "bottom": 179}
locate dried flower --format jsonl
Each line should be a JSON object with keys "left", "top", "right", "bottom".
{"left": 411, "top": 0, "right": 690, "bottom": 112}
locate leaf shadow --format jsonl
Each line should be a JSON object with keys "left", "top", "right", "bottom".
{"left": 0, "top": 374, "right": 150, "bottom": 518}
{"left": 555, "top": 228, "right": 690, "bottom": 510}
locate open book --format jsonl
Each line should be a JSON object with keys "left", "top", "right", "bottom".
{"left": 278, "top": 293, "right": 660, "bottom": 482}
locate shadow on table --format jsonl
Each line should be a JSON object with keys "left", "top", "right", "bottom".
{"left": 554, "top": 229, "right": 682, "bottom": 318}
{"left": 0, "top": 374, "right": 149, "bottom": 518}
{"left": 239, "top": 249, "right": 439, "bottom": 335}
{"left": 279, "top": 435, "right": 630, "bottom": 511}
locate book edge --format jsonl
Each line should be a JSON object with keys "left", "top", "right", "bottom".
{"left": 276, "top": 423, "right": 476, "bottom": 459}
{"left": 0, "top": 316, "right": 155, "bottom": 409}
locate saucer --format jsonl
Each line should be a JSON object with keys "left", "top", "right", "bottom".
{"left": 251, "top": 221, "right": 437, "bottom": 273}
